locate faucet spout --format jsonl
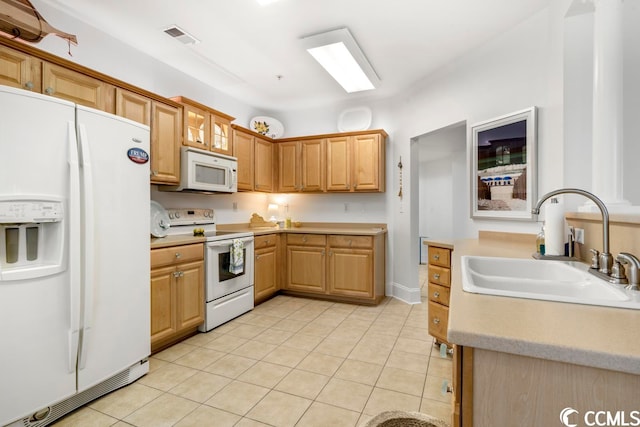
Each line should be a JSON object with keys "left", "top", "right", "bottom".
{"left": 532, "top": 188, "right": 611, "bottom": 273}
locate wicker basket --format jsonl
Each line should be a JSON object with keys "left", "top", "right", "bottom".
{"left": 363, "top": 411, "right": 450, "bottom": 427}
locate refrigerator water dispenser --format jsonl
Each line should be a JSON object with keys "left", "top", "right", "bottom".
{"left": 0, "top": 199, "right": 65, "bottom": 281}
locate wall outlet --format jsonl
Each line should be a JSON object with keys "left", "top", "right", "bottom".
{"left": 575, "top": 228, "right": 585, "bottom": 244}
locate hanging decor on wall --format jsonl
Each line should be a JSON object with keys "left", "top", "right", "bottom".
{"left": 397, "top": 156, "right": 403, "bottom": 199}
{"left": 470, "top": 106, "right": 537, "bottom": 220}
{"left": 0, "top": 0, "right": 78, "bottom": 50}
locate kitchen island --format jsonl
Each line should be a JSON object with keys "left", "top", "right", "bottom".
{"left": 438, "top": 231, "right": 640, "bottom": 427}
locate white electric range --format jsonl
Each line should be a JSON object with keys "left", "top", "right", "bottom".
{"left": 165, "top": 208, "right": 254, "bottom": 332}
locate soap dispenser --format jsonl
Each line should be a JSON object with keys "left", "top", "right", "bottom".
{"left": 536, "top": 224, "right": 546, "bottom": 255}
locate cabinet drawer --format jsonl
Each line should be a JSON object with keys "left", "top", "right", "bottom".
{"left": 328, "top": 235, "right": 372, "bottom": 249}
{"left": 428, "top": 246, "right": 451, "bottom": 268}
{"left": 428, "top": 265, "right": 451, "bottom": 287}
{"left": 255, "top": 234, "right": 277, "bottom": 249}
{"left": 287, "top": 234, "right": 326, "bottom": 246}
{"left": 428, "top": 301, "right": 449, "bottom": 342}
{"left": 428, "top": 283, "right": 450, "bottom": 306}
{"left": 151, "top": 243, "right": 203, "bottom": 268}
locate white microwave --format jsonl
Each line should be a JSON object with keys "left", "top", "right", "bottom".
{"left": 161, "top": 146, "right": 237, "bottom": 193}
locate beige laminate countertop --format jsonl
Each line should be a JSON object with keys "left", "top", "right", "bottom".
{"left": 218, "top": 223, "right": 387, "bottom": 237}
{"left": 150, "top": 223, "right": 387, "bottom": 249}
{"left": 442, "top": 234, "right": 640, "bottom": 375}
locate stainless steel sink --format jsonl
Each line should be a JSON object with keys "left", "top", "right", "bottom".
{"left": 461, "top": 256, "right": 640, "bottom": 309}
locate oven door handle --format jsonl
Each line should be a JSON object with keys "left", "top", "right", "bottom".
{"left": 207, "top": 237, "right": 254, "bottom": 247}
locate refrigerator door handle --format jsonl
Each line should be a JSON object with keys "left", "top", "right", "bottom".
{"left": 77, "top": 123, "right": 95, "bottom": 370}
{"left": 67, "top": 121, "right": 81, "bottom": 373}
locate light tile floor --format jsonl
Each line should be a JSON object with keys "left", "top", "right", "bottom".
{"left": 53, "top": 265, "right": 452, "bottom": 427}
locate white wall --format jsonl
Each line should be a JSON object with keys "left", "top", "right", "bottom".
{"left": 21, "top": 0, "right": 640, "bottom": 305}
{"left": 392, "top": 5, "right": 568, "bottom": 302}
{"left": 417, "top": 123, "right": 467, "bottom": 240}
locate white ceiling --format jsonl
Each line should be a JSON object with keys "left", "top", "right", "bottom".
{"left": 38, "top": 0, "right": 551, "bottom": 112}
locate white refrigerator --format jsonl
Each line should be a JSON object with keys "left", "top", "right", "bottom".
{"left": 0, "top": 86, "right": 150, "bottom": 426}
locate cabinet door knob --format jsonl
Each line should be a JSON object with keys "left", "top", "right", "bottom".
{"left": 433, "top": 291, "right": 440, "bottom": 298}
{"left": 433, "top": 273, "right": 440, "bottom": 280}
{"left": 173, "top": 271, "right": 184, "bottom": 278}
{"left": 24, "top": 81, "right": 34, "bottom": 90}
{"left": 255, "top": 254, "right": 260, "bottom": 260}
{"left": 433, "top": 317, "right": 440, "bottom": 324}
{"left": 434, "top": 254, "right": 440, "bottom": 260}
{"left": 44, "top": 87, "right": 54, "bottom": 95}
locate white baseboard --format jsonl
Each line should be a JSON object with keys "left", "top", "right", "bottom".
{"left": 387, "top": 281, "right": 422, "bottom": 304}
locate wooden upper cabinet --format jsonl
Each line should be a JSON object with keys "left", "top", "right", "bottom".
{"left": 353, "top": 133, "right": 382, "bottom": 191}
{"left": 42, "top": 62, "right": 113, "bottom": 112}
{"left": 277, "top": 139, "right": 325, "bottom": 193}
{"left": 172, "top": 96, "right": 235, "bottom": 156}
{"left": 150, "top": 102, "right": 181, "bottom": 184}
{"left": 325, "top": 132, "right": 385, "bottom": 192}
{"left": 115, "top": 88, "right": 151, "bottom": 125}
{"left": 301, "top": 139, "right": 325, "bottom": 192}
{"left": 233, "top": 128, "right": 254, "bottom": 191}
{"left": 0, "top": 45, "right": 41, "bottom": 91}
{"left": 278, "top": 141, "right": 299, "bottom": 193}
{"left": 254, "top": 136, "right": 274, "bottom": 192}
{"left": 211, "top": 113, "right": 233, "bottom": 156}
{"left": 326, "top": 136, "right": 351, "bottom": 191}
{"left": 183, "top": 103, "right": 210, "bottom": 149}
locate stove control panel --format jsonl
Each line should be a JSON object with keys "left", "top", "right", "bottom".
{"left": 166, "top": 208, "right": 215, "bottom": 226}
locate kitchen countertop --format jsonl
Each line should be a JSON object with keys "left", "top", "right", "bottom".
{"left": 150, "top": 222, "right": 387, "bottom": 249}
{"left": 150, "top": 235, "right": 206, "bottom": 249}
{"left": 218, "top": 222, "right": 387, "bottom": 237}
{"left": 442, "top": 232, "right": 640, "bottom": 375}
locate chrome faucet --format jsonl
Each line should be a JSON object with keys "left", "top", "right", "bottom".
{"left": 616, "top": 253, "right": 640, "bottom": 291}
{"left": 532, "top": 188, "right": 612, "bottom": 275}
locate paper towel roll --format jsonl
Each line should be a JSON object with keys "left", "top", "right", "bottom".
{"left": 545, "top": 199, "right": 565, "bottom": 256}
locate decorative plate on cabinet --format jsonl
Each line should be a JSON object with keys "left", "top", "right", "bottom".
{"left": 150, "top": 200, "right": 170, "bottom": 238}
{"left": 337, "top": 107, "right": 372, "bottom": 132}
{"left": 249, "top": 116, "right": 284, "bottom": 139}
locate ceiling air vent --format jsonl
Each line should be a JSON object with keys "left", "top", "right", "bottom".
{"left": 163, "top": 25, "right": 199, "bottom": 45}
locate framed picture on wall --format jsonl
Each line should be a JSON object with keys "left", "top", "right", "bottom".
{"left": 470, "top": 107, "right": 537, "bottom": 220}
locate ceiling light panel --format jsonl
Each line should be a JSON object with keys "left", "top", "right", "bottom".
{"left": 302, "top": 28, "right": 380, "bottom": 93}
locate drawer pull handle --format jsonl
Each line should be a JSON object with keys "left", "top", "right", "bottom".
{"left": 173, "top": 271, "right": 184, "bottom": 278}
{"left": 433, "top": 291, "right": 440, "bottom": 298}
{"left": 175, "top": 252, "right": 182, "bottom": 258}
{"left": 303, "top": 236, "right": 307, "bottom": 243}
{"left": 434, "top": 254, "right": 440, "bottom": 260}
{"left": 433, "top": 317, "right": 440, "bottom": 324}
{"left": 433, "top": 273, "right": 440, "bottom": 280}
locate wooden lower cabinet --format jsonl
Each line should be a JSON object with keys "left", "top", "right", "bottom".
{"left": 284, "top": 233, "right": 385, "bottom": 304}
{"left": 254, "top": 234, "right": 279, "bottom": 303}
{"left": 427, "top": 243, "right": 453, "bottom": 345}
{"left": 453, "top": 345, "right": 640, "bottom": 427}
{"left": 286, "top": 235, "right": 327, "bottom": 294}
{"left": 150, "top": 243, "right": 204, "bottom": 353}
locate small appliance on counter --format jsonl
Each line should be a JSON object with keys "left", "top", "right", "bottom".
{"left": 164, "top": 208, "right": 254, "bottom": 331}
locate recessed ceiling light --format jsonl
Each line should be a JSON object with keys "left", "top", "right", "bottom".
{"left": 302, "top": 28, "right": 380, "bottom": 93}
